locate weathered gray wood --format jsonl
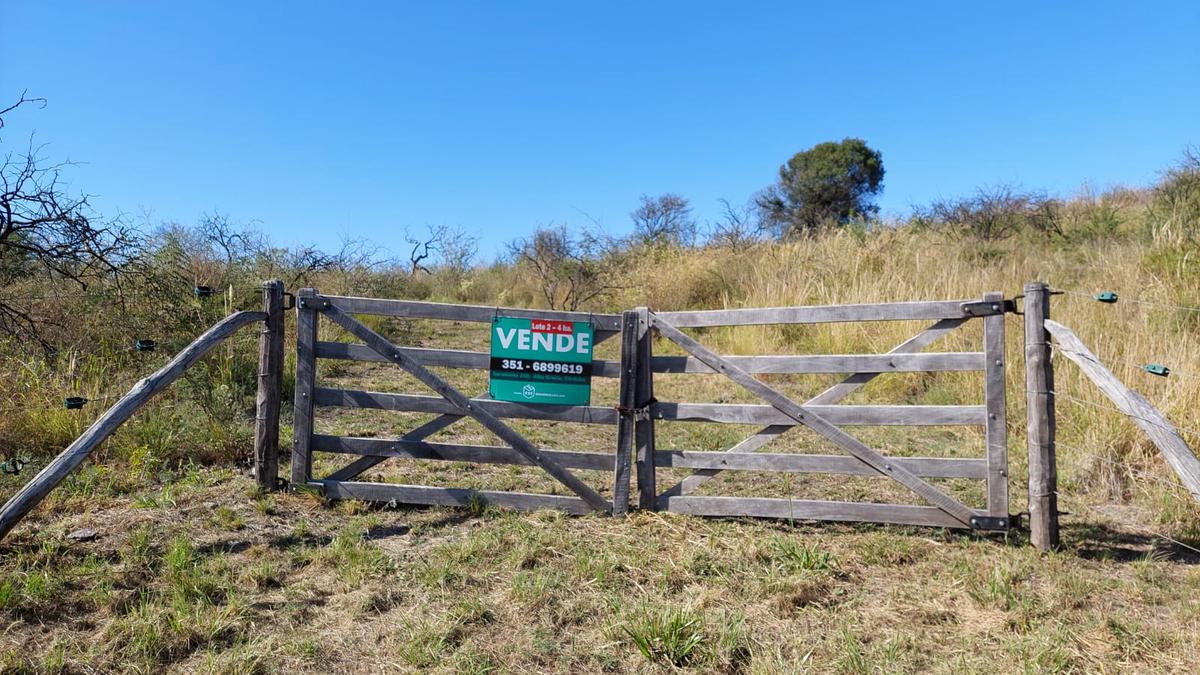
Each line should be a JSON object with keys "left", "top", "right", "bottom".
{"left": 1024, "top": 283, "right": 1059, "bottom": 550}
{"left": 654, "top": 451, "right": 987, "bottom": 478}
{"left": 673, "top": 427, "right": 793, "bottom": 497}
{"left": 805, "top": 318, "right": 969, "bottom": 405}
{"left": 318, "top": 300, "right": 611, "bottom": 512}
{"left": 634, "top": 307, "right": 657, "bottom": 510}
{"left": 649, "top": 313, "right": 975, "bottom": 526}
{"left": 652, "top": 402, "right": 986, "bottom": 426}
{"left": 1045, "top": 318, "right": 1200, "bottom": 503}
{"left": 323, "top": 402, "right": 476, "bottom": 481}
{"left": 661, "top": 496, "right": 979, "bottom": 528}
{"left": 316, "top": 341, "right": 623, "bottom": 378}
{"left": 314, "top": 388, "right": 620, "bottom": 424}
{"left": 653, "top": 299, "right": 988, "bottom": 328}
{"left": 982, "top": 291, "right": 1010, "bottom": 518}
{"left": 291, "top": 288, "right": 318, "bottom": 485}
{"left": 613, "top": 311, "right": 638, "bottom": 515}
{"left": 316, "top": 294, "right": 622, "bottom": 331}
{"left": 314, "top": 435, "right": 615, "bottom": 471}
{"left": 650, "top": 352, "right": 985, "bottom": 374}
{"left": 313, "top": 480, "right": 592, "bottom": 515}
{"left": 661, "top": 318, "right": 970, "bottom": 499}
{"left": 254, "top": 280, "right": 285, "bottom": 491}
{"left": 0, "top": 310, "right": 268, "bottom": 541}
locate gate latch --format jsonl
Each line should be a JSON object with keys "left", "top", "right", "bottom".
{"left": 616, "top": 404, "right": 652, "bottom": 422}
{"left": 969, "top": 515, "right": 1011, "bottom": 531}
{"left": 959, "top": 300, "right": 1016, "bottom": 317}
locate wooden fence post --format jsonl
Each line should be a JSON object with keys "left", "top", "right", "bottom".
{"left": 634, "top": 307, "right": 657, "bottom": 510}
{"left": 1024, "top": 282, "right": 1059, "bottom": 550}
{"left": 613, "top": 310, "right": 639, "bottom": 515}
{"left": 254, "top": 280, "right": 285, "bottom": 491}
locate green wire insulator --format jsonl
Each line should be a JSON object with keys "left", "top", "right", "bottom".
{"left": 63, "top": 396, "right": 88, "bottom": 409}
{"left": 135, "top": 339, "right": 157, "bottom": 352}
{"left": 1095, "top": 291, "right": 1118, "bottom": 304}
{"left": 194, "top": 285, "right": 216, "bottom": 298}
{"left": 1144, "top": 364, "right": 1170, "bottom": 377}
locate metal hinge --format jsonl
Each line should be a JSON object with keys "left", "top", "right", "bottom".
{"left": 959, "top": 299, "right": 1016, "bottom": 317}
{"left": 298, "top": 297, "right": 332, "bottom": 310}
{"left": 969, "top": 515, "right": 1011, "bottom": 531}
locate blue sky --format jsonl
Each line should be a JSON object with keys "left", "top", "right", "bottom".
{"left": 2, "top": 1, "right": 1197, "bottom": 259}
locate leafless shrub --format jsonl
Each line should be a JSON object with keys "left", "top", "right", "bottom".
{"left": 705, "top": 198, "right": 769, "bottom": 251}
{"left": 911, "top": 185, "right": 1063, "bottom": 241}
{"left": 1, "top": 92, "right": 138, "bottom": 350}
{"left": 506, "top": 224, "right": 619, "bottom": 310}
{"left": 631, "top": 193, "right": 697, "bottom": 248}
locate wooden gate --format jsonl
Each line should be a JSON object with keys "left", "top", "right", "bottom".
{"left": 289, "top": 289, "right": 1014, "bottom": 530}
{"left": 623, "top": 294, "right": 1012, "bottom": 530}
{"left": 290, "top": 289, "right": 626, "bottom": 515}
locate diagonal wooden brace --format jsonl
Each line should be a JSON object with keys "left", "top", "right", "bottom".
{"left": 658, "top": 317, "right": 970, "bottom": 500}
{"left": 324, "top": 405, "right": 475, "bottom": 481}
{"left": 318, "top": 298, "right": 612, "bottom": 513}
{"left": 649, "top": 313, "right": 974, "bottom": 526}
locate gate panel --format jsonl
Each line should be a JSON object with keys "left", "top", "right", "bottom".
{"left": 289, "top": 289, "right": 626, "bottom": 515}
{"left": 634, "top": 296, "right": 1012, "bottom": 530}
{"left": 290, "top": 290, "right": 1014, "bottom": 530}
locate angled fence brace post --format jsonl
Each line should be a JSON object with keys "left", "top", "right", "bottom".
{"left": 1024, "top": 282, "right": 1059, "bottom": 550}
{"left": 254, "top": 280, "right": 286, "bottom": 491}
{"left": 0, "top": 310, "right": 267, "bottom": 541}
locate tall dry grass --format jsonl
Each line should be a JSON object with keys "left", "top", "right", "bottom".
{"left": 2, "top": 165, "right": 1199, "bottom": 532}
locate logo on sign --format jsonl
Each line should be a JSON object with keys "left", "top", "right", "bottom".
{"left": 522, "top": 385, "right": 536, "bottom": 399}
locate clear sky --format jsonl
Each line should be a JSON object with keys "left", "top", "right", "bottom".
{"left": 2, "top": 1, "right": 1197, "bottom": 260}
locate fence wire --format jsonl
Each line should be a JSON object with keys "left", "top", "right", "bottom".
{"left": 1053, "top": 488, "right": 1200, "bottom": 557}
{"left": 1052, "top": 287, "right": 1200, "bottom": 315}
{"left": 1047, "top": 388, "right": 1200, "bottom": 443}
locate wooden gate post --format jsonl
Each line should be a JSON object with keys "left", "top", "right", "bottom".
{"left": 1023, "top": 282, "right": 1059, "bottom": 550}
{"left": 613, "top": 310, "right": 639, "bottom": 515}
{"left": 634, "top": 307, "right": 657, "bottom": 510}
{"left": 254, "top": 280, "right": 286, "bottom": 491}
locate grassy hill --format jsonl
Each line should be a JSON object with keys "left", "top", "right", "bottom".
{"left": 1, "top": 163, "right": 1199, "bottom": 672}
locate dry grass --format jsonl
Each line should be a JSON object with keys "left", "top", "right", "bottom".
{"left": 0, "top": 473, "right": 1197, "bottom": 673}
{"left": 2, "top": 180, "right": 1200, "bottom": 671}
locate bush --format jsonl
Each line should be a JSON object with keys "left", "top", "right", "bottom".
{"left": 913, "top": 185, "right": 1063, "bottom": 241}
{"left": 1144, "top": 148, "right": 1200, "bottom": 244}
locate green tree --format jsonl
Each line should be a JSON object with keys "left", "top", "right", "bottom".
{"left": 756, "top": 138, "right": 885, "bottom": 235}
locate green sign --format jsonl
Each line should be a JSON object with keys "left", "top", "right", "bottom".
{"left": 489, "top": 316, "right": 593, "bottom": 405}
